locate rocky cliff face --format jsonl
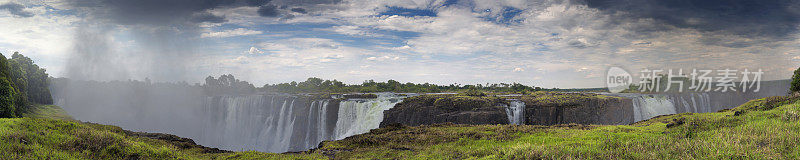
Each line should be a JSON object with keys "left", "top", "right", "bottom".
{"left": 520, "top": 95, "right": 634, "bottom": 125}
{"left": 381, "top": 93, "right": 636, "bottom": 127}
{"left": 380, "top": 95, "right": 510, "bottom": 127}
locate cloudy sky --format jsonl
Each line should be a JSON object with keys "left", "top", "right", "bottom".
{"left": 1, "top": 0, "right": 799, "bottom": 88}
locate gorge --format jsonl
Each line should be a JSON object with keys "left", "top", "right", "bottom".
{"left": 49, "top": 80, "right": 790, "bottom": 153}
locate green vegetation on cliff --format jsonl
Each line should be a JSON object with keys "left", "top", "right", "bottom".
{"left": 516, "top": 91, "right": 621, "bottom": 107}
{"left": 395, "top": 91, "right": 620, "bottom": 111}
{"left": 402, "top": 94, "right": 506, "bottom": 110}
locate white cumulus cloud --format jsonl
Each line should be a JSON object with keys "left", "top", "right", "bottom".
{"left": 201, "top": 28, "right": 262, "bottom": 38}
{"left": 247, "top": 47, "right": 263, "bottom": 54}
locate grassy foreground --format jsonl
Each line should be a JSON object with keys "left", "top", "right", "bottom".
{"left": 0, "top": 105, "right": 324, "bottom": 159}
{"left": 4, "top": 94, "right": 800, "bottom": 159}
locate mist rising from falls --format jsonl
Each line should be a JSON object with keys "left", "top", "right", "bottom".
{"left": 505, "top": 100, "right": 525, "bottom": 125}
{"left": 48, "top": 80, "right": 206, "bottom": 139}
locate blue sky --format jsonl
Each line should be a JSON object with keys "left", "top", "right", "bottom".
{"left": 1, "top": 0, "right": 799, "bottom": 88}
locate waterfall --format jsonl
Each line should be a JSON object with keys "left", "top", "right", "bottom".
{"left": 55, "top": 98, "right": 66, "bottom": 107}
{"left": 631, "top": 95, "right": 677, "bottom": 122}
{"left": 333, "top": 94, "right": 404, "bottom": 140}
{"left": 505, "top": 100, "right": 525, "bottom": 125}
{"left": 629, "top": 93, "right": 715, "bottom": 122}
{"left": 197, "top": 93, "right": 405, "bottom": 153}
{"left": 200, "top": 95, "right": 334, "bottom": 153}
{"left": 676, "top": 93, "right": 711, "bottom": 113}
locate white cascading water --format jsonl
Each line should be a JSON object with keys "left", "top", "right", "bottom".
{"left": 199, "top": 93, "right": 403, "bottom": 153}
{"left": 200, "top": 95, "right": 333, "bottom": 153}
{"left": 630, "top": 93, "right": 713, "bottom": 122}
{"left": 676, "top": 93, "right": 711, "bottom": 113}
{"left": 631, "top": 95, "right": 677, "bottom": 122}
{"left": 333, "top": 94, "right": 404, "bottom": 140}
{"left": 504, "top": 100, "right": 525, "bottom": 125}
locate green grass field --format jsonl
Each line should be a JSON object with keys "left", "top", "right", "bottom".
{"left": 0, "top": 105, "right": 324, "bottom": 159}
{"left": 3, "top": 94, "right": 800, "bottom": 159}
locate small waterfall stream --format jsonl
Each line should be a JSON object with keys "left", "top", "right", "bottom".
{"left": 505, "top": 100, "right": 525, "bottom": 125}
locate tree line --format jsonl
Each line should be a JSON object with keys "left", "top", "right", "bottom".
{"left": 0, "top": 52, "right": 53, "bottom": 118}
{"left": 202, "top": 75, "right": 603, "bottom": 95}
{"left": 260, "top": 77, "right": 541, "bottom": 93}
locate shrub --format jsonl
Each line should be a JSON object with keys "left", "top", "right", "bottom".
{"left": 791, "top": 67, "right": 800, "bottom": 93}
{"left": 0, "top": 77, "right": 15, "bottom": 118}
{"left": 459, "top": 89, "right": 485, "bottom": 97}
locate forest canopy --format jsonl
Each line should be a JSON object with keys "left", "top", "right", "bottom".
{"left": 202, "top": 75, "right": 600, "bottom": 94}
{"left": 0, "top": 52, "right": 53, "bottom": 118}
{"left": 260, "top": 77, "right": 543, "bottom": 93}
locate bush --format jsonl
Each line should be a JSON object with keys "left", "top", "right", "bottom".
{"left": 459, "top": 89, "right": 485, "bottom": 97}
{"left": 792, "top": 67, "right": 800, "bottom": 93}
{"left": 0, "top": 77, "right": 16, "bottom": 118}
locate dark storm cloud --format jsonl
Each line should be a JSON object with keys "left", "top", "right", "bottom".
{"left": 246, "top": 0, "right": 272, "bottom": 7}
{"left": 258, "top": 5, "right": 280, "bottom": 17}
{"left": 0, "top": 2, "right": 33, "bottom": 17}
{"left": 583, "top": 0, "right": 800, "bottom": 39}
{"left": 270, "top": 0, "right": 342, "bottom": 15}
{"left": 191, "top": 12, "right": 227, "bottom": 23}
{"left": 291, "top": 8, "right": 307, "bottom": 14}
{"left": 67, "top": 0, "right": 340, "bottom": 22}
{"left": 254, "top": 0, "right": 341, "bottom": 17}
{"left": 272, "top": 0, "right": 341, "bottom": 6}
{"left": 67, "top": 0, "right": 261, "bottom": 25}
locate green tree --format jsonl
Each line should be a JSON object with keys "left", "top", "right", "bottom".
{"left": 0, "top": 76, "right": 14, "bottom": 117}
{"left": 8, "top": 60, "right": 28, "bottom": 107}
{"left": 791, "top": 67, "right": 800, "bottom": 93}
{"left": 0, "top": 52, "right": 55, "bottom": 116}
{"left": 8, "top": 52, "right": 52, "bottom": 104}
{"left": 0, "top": 53, "right": 9, "bottom": 78}
{"left": 0, "top": 53, "right": 16, "bottom": 117}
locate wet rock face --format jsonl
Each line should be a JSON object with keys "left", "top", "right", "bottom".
{"left": 381, "top": 94, "right": 636, "bottom": 127}
{"left": 524, "top": 98, "right": 635, "bottom": 125}
{"left": 380, "top": 95, "right": 510, "bottom": 127}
